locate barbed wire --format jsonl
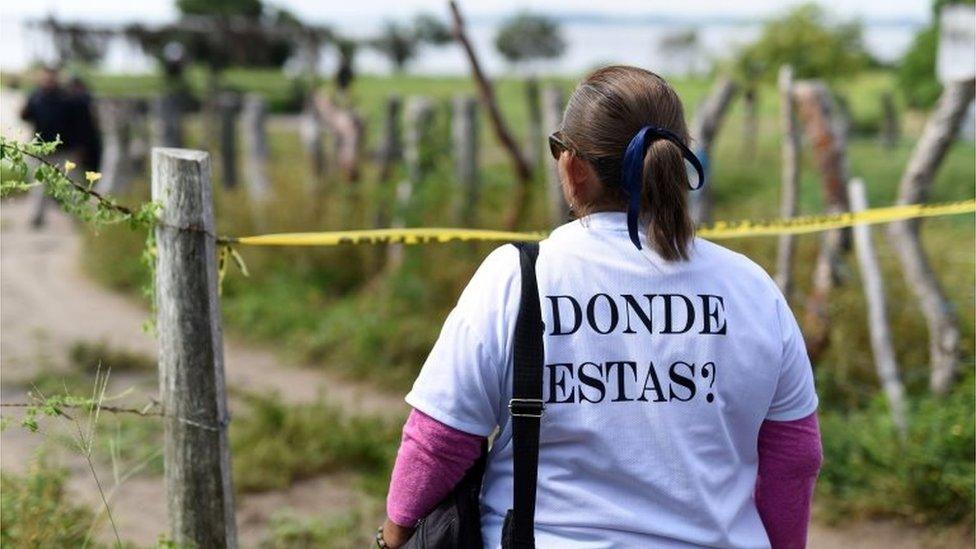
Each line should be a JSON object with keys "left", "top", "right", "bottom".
{"left": 0, "top": 400, "right": 227, "bottom": 432}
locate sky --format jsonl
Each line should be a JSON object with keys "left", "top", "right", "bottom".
{"left": 0, "top": 0, "right": 932, "bottom": 74}
{"left": 0, "top": 0, "right": 933, "bottom": 24}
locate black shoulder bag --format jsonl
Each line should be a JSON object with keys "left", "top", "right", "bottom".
{"left": 402, "top": 242, "right": 544, "bottom": 549}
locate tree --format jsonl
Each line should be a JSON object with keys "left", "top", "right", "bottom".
{"left": 897, "top": 0, "right": 976, "bottom": 109}
{"left": 735, "top": 3, "right": 868, "bottom": 82}
{"left": 413, "top": 13, "right": 452, "bottom": 45}
{"left": 334, "top": 38, "right": 358, "bottom": 92}
{"left": 369, "top": 14, "right": 452, "bottom": 73}
{"left": 371, "top": 23, "right": 419, "bottom": 73}
{"left": 165, "top": 0, "right": 306, "bottom": 70}
{"left": 176, "top": 0, "right": 262, "bottom": 18}
{"left": 494, "top": 12, "right": 566, "bottom": 68}
{"left": 34, "top": 17, "right": 111, "bottom": 66}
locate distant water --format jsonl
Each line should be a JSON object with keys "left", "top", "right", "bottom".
{"left": 1, "top": 16, "right": 921, "bottom": 77}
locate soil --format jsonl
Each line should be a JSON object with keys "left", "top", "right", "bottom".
{"left": 0, "top": 198, "right": 394, "bottom": 546}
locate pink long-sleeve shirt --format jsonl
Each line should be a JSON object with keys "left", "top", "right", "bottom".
{"left": 387, "top": 408, "right": 822, "bottom": 547}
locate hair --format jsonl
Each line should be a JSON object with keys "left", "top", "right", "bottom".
{"left": 561, "top": 65, "right": 694, "bottom": 261}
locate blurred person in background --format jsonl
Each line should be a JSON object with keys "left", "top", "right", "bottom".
{"left": 20, "top": 65, "right": 76, "bottom": 228}
{"left": 66, "top": 74, "right": 102, "bottom": 174}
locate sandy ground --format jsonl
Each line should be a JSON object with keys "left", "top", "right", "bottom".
{"left": 0, "top": 198, "right": 397, "bottom": 546}
{"left": 1, "top": 86, "right": 969, "bottom": 547}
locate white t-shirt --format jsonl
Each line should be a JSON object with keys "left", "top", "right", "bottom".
{"left": 405, "top": 212, "right": 818, "bottom": 549}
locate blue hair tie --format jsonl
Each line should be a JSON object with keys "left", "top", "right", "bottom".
{"left": 620, "top": 125, "right": 706, "bottom": 250}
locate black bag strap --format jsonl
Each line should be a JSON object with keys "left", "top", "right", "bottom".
{"left": 507, "top": 241, "right": 544, "bottom": 549}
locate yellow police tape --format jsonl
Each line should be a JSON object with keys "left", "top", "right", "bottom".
{"left": 225, "top": 199, "right": 975, "bottom": 247}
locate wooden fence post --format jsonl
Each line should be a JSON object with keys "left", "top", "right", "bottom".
{"left": 241, "top": 94, "right": 270, "bottom": 204}
{"left": 97, "top": 98, "right": 134, "bottom": 195}
{"left": 880, "top": 92, "right": 900, "bottom": 149}
{"left": 793, "top": 80, "right": 851, "bottom": 359}
{"left": 151, "top": 148, "right": 237, "bottom": 548}
{"left": 300, "top": 97, "right": 327, "bottom": 182}
{"left": 452, "top": 94, "right": 479, "bottom": 224}
{"left": 388, "top": 97, "right": 434, "bottom": 268}
{"left": 128, "top": 99, "right": 151, "bottom": 174}
{"left": 378, "top": 95, "right": 403, "bottom": 181}
{"left": 848, "top": 179, "right": 908, "bottom": 439}
{"left": 741, "top": 85, "right": 758, "bottom": 160}
{"left": 151, "top": 93, "right": 184, "bottom": 149}
{"left": 774, "top": 66, "right": 800, "bottom": 296}
{"left": 689, "top": 76, "right": 738, "bottom": 223}
{"left": 541, "top": 85, "right": 569, "bottom": 228}
{"left": 887, "top": 78, "right": 975, "bottom": 394}
{"left": 217, "top": 92, "right": 241, "bottom": 189}
{"left": 524, "top": 76, "right": 543, "bottom": 169}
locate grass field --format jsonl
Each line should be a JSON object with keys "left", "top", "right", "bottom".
{"left": 45, "top": 67, "right": 976, "bottom": 529}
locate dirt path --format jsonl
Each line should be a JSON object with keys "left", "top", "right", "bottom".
{"left": 0, "top": 198, "right": 407, "bottom": 416}
{"left": 0, "top": 198, "right": 400, "bottom": 546}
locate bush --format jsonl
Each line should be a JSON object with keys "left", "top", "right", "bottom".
{"left": 230, "top": 392, "right": 400, "bottom": 493}
{"left": 1, "top": 462, "right": 95, "bottom": 547}
{"left": 818, "top": 373, "right": 975, "bottom": 525}
{"left": 68, "top": 340, "right": 156, "bottom": 374}
{"left": 735, "top": 3, "right": 869, "bottom": 81}
{"left": 260, "top": 511, "right": 373, "bottom": 548}
{"left": 897, "top": 25, "right": 942, "bottom": 109}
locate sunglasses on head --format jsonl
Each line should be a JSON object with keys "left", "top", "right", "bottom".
{"left": 549, "top": 130, "right": 613, "bottom": 170}
{"left": 548, "top": 130, "right": 571, "bottom": 160}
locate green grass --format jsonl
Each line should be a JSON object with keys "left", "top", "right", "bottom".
{"left": 260, "top": 509, "right": 380, "bottom": 549}
{"left": 230, "top": 392, "right": 399, "bottom": 494}
{"left": 68, "top": 341, "right": 156, "bottom": 374}
{"left": 69, "top": 69, "right": 976, "bottom": 526}
{"left": 818, "top": 372, "right": 975, "bottom": 526}
{"left": 1, "top": 462, "right": 95, "bottom": 547}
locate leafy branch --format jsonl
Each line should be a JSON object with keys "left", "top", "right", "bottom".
{"left": 1, "top": 135, "right": 160, "bottom": 231}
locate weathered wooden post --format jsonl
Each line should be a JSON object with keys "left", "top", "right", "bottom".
{"left": 300, "top": 97, "right": 327, "bottom": 181}
{"left": 741, "top": 85, "right": 758, "bottom": 160}
{"left": 128, "top": 99, "right": 151, "bottom": 173}
{"left": 378, "top": 95, "right": 403, "bottom": 182}
{"left": 524, "top": 77, "right": 543, "bottom": 168}
{"left": 388, "top": 97, "right": 434, "bottom": 268}
{"left": 880, "top": 92, "right": 900, "bottom": 149}
{"left": 848, "top": 179, "right": 908, "bottom": 439}
{"left": 452, "top": 94, "right": 479, "bottom": 224}
{"left": 217, "top": 91, "right": 241, "bottom": 189}
{"left": 793, "top": 80, "right": 852, "bottom": 359}
{"left": 541, "top": 85, "right": 569, "bottom": 228}
{"left": 689, "top": 76, "right": 738, "bottom": 223}
{"left": 151, "top": 148, "right": 237, "bottom": 548}
{"left": 241, "top": 94, "right": 270, "bottom": 204}
{"left": 97, "top": 98, "right": 134, "bottom": 195}
{"left": 887, "top": 78, "right": 975, "bottom": 394}
{"left": 774, "top": 66, "right": 800, "bottom": 296}
{"left": 151, "top": 93, "right": 184, "bottom": 149}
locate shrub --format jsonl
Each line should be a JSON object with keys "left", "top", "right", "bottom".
{"left": 68, "top": 340, "right": 156, "bottom": 374}
{"left": 260, "top": 511, "right": 373, "bottom": 548}
{"left": 818, "top": 373, "right": 975, "bottom": 525}
{"left": 897, "top": 25, "right": 942, "bottom": 109}
{"left": 1, "top": 462, "right": 94, "bottom": 547}
{"left": 735, "top": 3, "right": 869, "bottom": 81}
{"left": 230, "top": 392, "right": 400, "bottom": 493}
